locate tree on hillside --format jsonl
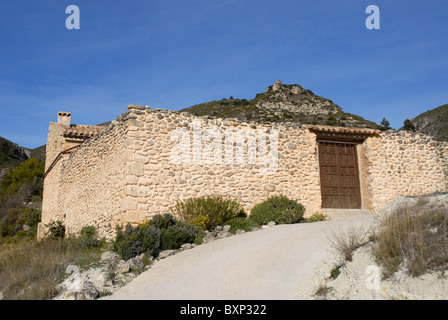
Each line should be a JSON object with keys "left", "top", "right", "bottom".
{"left": 0, "top": 157, "right": 44, "bottom": 240}
{"left": 403, "top": 119, "right": 416, "bottom": 132}
{"left": 379, "top": 117, "right": 391, "bottom": 131}
{"left": 0, "top": 157, "right": 44, "bottom": 199}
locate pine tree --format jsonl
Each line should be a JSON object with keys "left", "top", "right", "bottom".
{"left": 379, "top": 117, "right": 391, "bottom": 131}
{"left": 403, "top": 119, "right": 416, "bottom": 132}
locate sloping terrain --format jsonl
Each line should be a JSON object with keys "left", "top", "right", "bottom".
{"left": 0, "top": 136, "right": 45, "bottom": 180}
{"left": 102, "top": 212, "right": 374, "bottom": 300}
{"left": 0, "top": 136, "right": 30, "bottom": 168}
{"left": 411, "top": 104, "right": 448, "bottom": 141}
{"left": 181, "top": 81, "right": 379, "bottom": 128}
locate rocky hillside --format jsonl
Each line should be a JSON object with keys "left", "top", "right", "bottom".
{"left": 181, "top": 80, "right": 379, "bottom": 128}
{"left": 0, "top": 136, "right": 45, "bottom": 180}
{"left": 411, "top": 104, "right": 448, "bottom": 141}
{"left": 0, "top": 137, "right": 30, "bottom": 167}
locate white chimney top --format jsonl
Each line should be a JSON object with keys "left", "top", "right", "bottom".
{"left": 57, "top": 111, "right": 71, "bottom": 126}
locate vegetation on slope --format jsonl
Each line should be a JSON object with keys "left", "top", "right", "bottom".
{"left": 0, "top": 157, "right": 45, "bottom": 240}
{"left": 374, "top": 196, "right": 448, "bottom": 277}
{"left": 0, "top": 137, "right": 45, "bottom": 166}
{"left": 0, "top": 137, "right": 29, "bottom": 168}
{"left": 410, "top": 104, "right": 448, "bottom": 141}
{"left": 181, "top": 83, "right": 379, "bottom": 129}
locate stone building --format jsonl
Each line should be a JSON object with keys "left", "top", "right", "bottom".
{"left": 38, "top": 105, "right": 448, "bottom": 240}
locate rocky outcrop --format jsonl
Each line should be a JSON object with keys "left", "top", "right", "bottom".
{"left": 262, "top": 80, "right": 342, "bottom": 116}
{"left": 0, "top": 136, "right": 31, "bottom": 168}
{"left": 54, "top": 251, "right": 148, "bottom": 300}
{"left": 0, "top": 136, "right": 45, "bottom": 181}
{"left": 181, "top": 80, "right": 378, "bottom": 128}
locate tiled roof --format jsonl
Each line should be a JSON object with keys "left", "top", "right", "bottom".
{"left": 306, "top": 124, "right": 380, "bottom": 135}
{"left": 62, "top": 124, "right": 105, "bottom": 140}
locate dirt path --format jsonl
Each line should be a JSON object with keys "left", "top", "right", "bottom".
{"left": 102, "top": 212, "right": 374, "bottom": 300}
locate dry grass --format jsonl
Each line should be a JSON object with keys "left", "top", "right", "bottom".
{"left": 0, "top": 238, "right": 105, "bottom": 300}
{"left": 314, "top": 284, "right": 333, "bottom": 298}
{"left": 374, "top": 198, "right": 448, "bottom": 277}
{"left": 328, "top": 224, "right": 370, "bottom": 262}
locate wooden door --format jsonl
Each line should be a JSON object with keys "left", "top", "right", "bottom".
{"left": 318, "top": 141, "right": 361, "bottom": 209}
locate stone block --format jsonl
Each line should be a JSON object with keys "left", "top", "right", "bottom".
{"left": 125, "top": 175, "right": 139, "bottom": 185}
{"left": 134, "top": 154, "right": 149, "bottom": 164}
{"left": 264, "top": 184, "right": 276, "bottom": 191}
{"left": 125, "top": 185, "right": 150, "bottom": 197}
{"left": 139, "top": 178, "right": 152, "bottom": 186}
{"left": 126, "top": 163, "right": 144, "bottom": 176}
{"left": 125, "top": 211, "right": 145, "bottom": 224}
{"left": 121, "top": 197, "right": 137, "bottom": 211}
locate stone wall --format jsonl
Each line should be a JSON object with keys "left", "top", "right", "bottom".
{"left": 121, "top": 106, "right": 322, "bottom": 227}
{"left": 58, "top": 120, "right": 129, "bottom": 240}
{"left": 365, "top": 131, "right": 448, "bottom": 212}
{"left": 40, "top": 119, "right": 129, "bottom": 240}
{"left": 40, "top": 106, "right": 448, "bottom": 240}
{"left": 40, "top": 123, "right": 82, "bottom": 237}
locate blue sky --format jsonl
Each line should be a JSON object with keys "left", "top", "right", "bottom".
{"left": 0, "top": 0, "right": 447, "bottom": 149}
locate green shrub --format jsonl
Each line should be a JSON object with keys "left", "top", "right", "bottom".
{"left": 146, "top": 214, "right": 205, "bottom": 250}
{"left": 76, "top": 225, "right": 104, "bottom": 248}
{"left": 0, "top": 208, "right": 41, "bottom": 240}
{"left": 171, "top": 196, "right": 247, "bottom": 231}
{"left": 0, "top": 209, "right": 19, "bottom": 238}
{"left": 330, "top": 265, "right": 342, "bottom": 279}
{"left": 113, "top": 223, "right": 161, "bottom": 260}
{"left": 113, "top": 214, "right": 205, "bottom": 259}
{"left": 160, "top": 222, "right": 201, "bottom": 250}
{"left": 145, "top": 213, "right": 176, "bottom": 230}
{"left": 305, "top": 212, "right": 328, "bottom": 223}
{"left": 80, "top": 226, "right": 96, "bottom": 238}
{"left": 46, "top": 221, "right": 66, "bottom": 239}
{"left": 223, "top": 217, "right": 260, "bottom": 234}
{"left": 325, "top": 114, "right": 337, "bottom": 126}
{"left": 248, "top": 195, "right": 305, "bottom": 225}
{"left": 24, "top": 208, "right": 41, "bottom": 229}
{"left": 189, "top": 215, "right": 210, "bottom": 230}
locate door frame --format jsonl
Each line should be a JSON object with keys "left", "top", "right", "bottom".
{"left": 307, "top": 124, "right": 381, "bottom": 212}
{"left": 317, "top": 139, "right": 362, "bottom": 209}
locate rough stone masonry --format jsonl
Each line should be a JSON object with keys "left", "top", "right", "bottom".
{"left": 38, "top": 106, "right": 448, "bottom": 240}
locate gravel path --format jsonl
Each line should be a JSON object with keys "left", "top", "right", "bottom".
{"left": 102, "top": 212, "right": 374, "bottom": 300}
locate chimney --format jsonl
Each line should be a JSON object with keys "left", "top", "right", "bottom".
{"left": 57, "top": 111, "right": 71, "bottom": 126}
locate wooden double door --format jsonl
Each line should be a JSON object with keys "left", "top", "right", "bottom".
{"left": 318, "top": 141, "right": 361, "bottom": 209}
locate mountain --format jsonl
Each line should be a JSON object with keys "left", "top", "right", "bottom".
{"left": 0, "top": 136, "right": 46, "bottom": 179}
{"left": 410, "top": 104, "right": 448, "bottom": 142}
{"left": 180, "top": 80, "right": 379, "bottom": 128}
{"left": 30, "top": 144, "right": 46, "bottom": 162}
{"left": 0, "top": 137, "right": 30, "bottom": 166}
